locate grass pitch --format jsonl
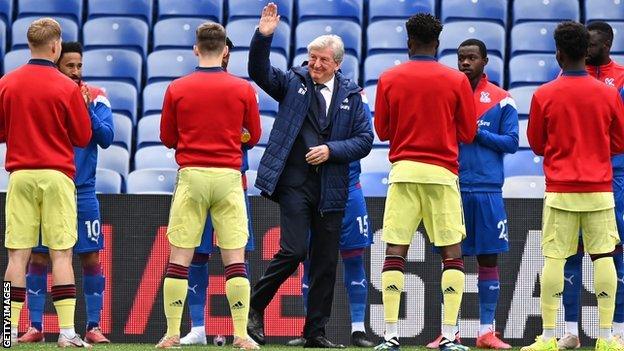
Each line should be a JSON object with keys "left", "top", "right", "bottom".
{"left": 5, "top": 345, "right": 597, "bottom": 351}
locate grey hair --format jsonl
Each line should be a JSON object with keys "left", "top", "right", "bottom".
{"left": 307, "top": 34, "right": 345, "bottom": 64}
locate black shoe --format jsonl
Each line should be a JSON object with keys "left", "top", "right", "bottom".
{"left": 247, "top": 308, "right": 265, "bottom": 345}
{"left": 351, "top": 331, "right": 375, "bottom": 347}
{"left": 304, "top": 335, "right": 346, "bottom": 348}
{"left": 287, "top": 337, "right": 307, "bottom": 346}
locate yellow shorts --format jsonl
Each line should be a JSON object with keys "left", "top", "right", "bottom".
{"left": 167, "top": 167, "right": 248, "bottom": 250}
{"left": 541, "top": 205, "right": 620, "bottom": 259}
{"left": 382, "top": 181, "right": 466, "bottom": 247}
{"left": 5, "top": 170, "right": 77, "bottom": 250}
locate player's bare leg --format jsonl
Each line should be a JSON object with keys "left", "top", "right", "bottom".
{"left": 80, "top": 252, "right": 109, "bottom": 344}
{"left": 20, "top": 252, "right": 49, "bottom": 343}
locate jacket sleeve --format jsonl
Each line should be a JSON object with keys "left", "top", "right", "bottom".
{"left": 243, "top": 83, "right": 262, "bottom": 148}
{"left": 475, "top": 98, "right": 519, "bottom": 154}
{"left": 248, "top": 29, "right": 290, "bottom": 102}
{"left": 89, "top": 95, "right": 114, "bottom": 149}
{"left": 610, "top": 89, "right": 624, "bottom": 155}
{"left": 456, "top": 76, "right": 477, "bottom": 143}
{"left": 67, "top": 86, "right": 92, "bottom": 148}
{"left": 160, "top": 86, "right": 178, "bottom": 149}
{"left": 326, "top": 93, "right": 373, "bottom": 163}
{"left": 527, "top": 93, "right": 546, "bottom": 156}
{"left": 373, "top": 77, "right": 389, "bottom": 141}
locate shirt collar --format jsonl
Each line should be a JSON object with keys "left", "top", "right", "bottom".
{"left": 28, "top": 58, "right": 56, "bottom": 67}
{"left": 315, "top": 75, "right": 335, "bottom": 94}
{"left": 409, "top": 55, "right": 437, "bottom": 61}
{"left": 195, "top": 66, "right": 224, "bottom": 72}
{"left": 561, "top": 70, "right": 588, "bottom": 77}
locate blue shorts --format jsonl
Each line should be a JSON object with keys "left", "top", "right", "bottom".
{"left": 195, "top": 192, "right": 255, "bottom": 255}
{"left": 33, "top": 193, "right": 103, "bottom": 254}
{"left": 339, "top": 186, "right": 373, "bottom": 250}
{"left": 460, "top": 192, "right": 509, "bottom": 256}
{"left": 614, "top": 177, "right": 624, "bottom": 242}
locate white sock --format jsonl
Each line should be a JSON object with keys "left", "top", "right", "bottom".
{"left": 600, "top": 328, "right": 613, "bottom": 340}
{"left": 566, "top": 321, "right": 579, "bottom": 336}
{"left": 352, "top": 322, "right": 365, "bottom": 333}
{"left": 11, "top": 327, "right": 17, "bottom": 338}
{"left": 442, "top": 324, "right": 457, "bottom": 341}
{"left": 60, "top": 328, "right": 76, "bottom": 339}
{"left": 542, "top": 328, "right": 556, "bottom": 340}
{"left": 385, "top": 323, "right": 398, "bottom": 341}
{"left": 191, "top": 326, "right": 206, "bottom": 336}
{"left": 479, "top": 324, "right": 493, "bottom": 336}
{"left": 614, "top": 322, "right": 624, "bottom": 336}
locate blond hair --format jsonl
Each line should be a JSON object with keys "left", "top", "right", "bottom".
{"left": 27, "top": 18, "right": 61, "bottom": 48}
{"left": 196, "top": 22, "right": 226, "bottom": 55}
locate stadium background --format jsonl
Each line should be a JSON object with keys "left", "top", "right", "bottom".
{"left": 0, "top": 0, "right": 621, "bottom": 346}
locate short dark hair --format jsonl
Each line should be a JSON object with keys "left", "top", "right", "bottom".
{"left": 226, "top": 37, "right": 234, "bottom": 50}
{"left": 554, "top": 21, "right": 589, "bottom": 61}
{"left": 459, "top": 38, "right": 487, "bottom": 58}
{"left": 405, "top": 13, "right": 443, "bottom": 45}
{"left": 195, "top": 22, "right": 226, "bottom": 55}
{"left": 60, "top": 41, "right": 83, "bottom": 58}
{"left": 587, "top": 21, "right": 614, "bottom": 43}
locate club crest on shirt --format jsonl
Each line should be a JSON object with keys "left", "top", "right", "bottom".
{"left": 340, "top": 98, "right": 350, "bottom": 110}
{"left": 480, "top": 91, "right": 491, "bottom": 103}
{"left": 605, "top": 78, "right": 615, "bottom": 87}
{"left": 298, "top": 83, "right": 307, "bottom": 95}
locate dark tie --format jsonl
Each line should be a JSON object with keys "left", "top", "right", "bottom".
{"left": 314, "top": 83, "right": 328, "bottom": 129}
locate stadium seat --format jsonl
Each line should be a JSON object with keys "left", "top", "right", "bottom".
{"left": 518, "top": 119, "right": 529, "bottom": 148}
{"left": 12, "top": 17, "right": 78, "bottom": 50}
{"left": 147, "top": 50, "right": 196, "bottom": 84}
{"left": 513, "top": 0, "right": 580, "bottom": 24}
{"left": 586, "top": 0, "right": 624, "bottom": 22}
{"left": 441, "top": 0, "right": 507, "bottom": 26}
{"left": 135, "top": 145, "right": 178, "bottom": 170}
{"left": 83, "top": 17, "right": 149, "bottom": 58}
{"left": 369, "top": 0, "right": 435, "bottom": 22}
{"left": 509, "top": 85, "right": 538, "bottom": 117}
{"left": 502, "top": 176, "right": 545, "bottom": 198}
{"left": 88, "top": 0, "right": 153, "bottom": 26}
{"left": 97, "top": 145, "right": 130, "bottom": 180}
{"left": 364, "top": 53, "right": 408, "bottom": 86}
{"left": 82, "top": 49, "right": 143, "bottom": 91}
{"left": 3, "top": 49, "right": 29, "bottom": 74}
{"left": 292, "top": 53, "right": 359, "bottom": 83}
{"left": 228, "top": 51, "right": 288, "bottom": 80}
{"left": 158, "top": 0, "right": 222, "bottom": 22}
{"left": 439, "top": 21, "right": 506, "bottom": 59}
{"left": 127, "top": 169, "right": 178, "bottom": 194}
{"left": 370, "top": 118, "right": 389, "bottom": 146}
{"left": 504, "top": 150, "right": 544, "bottom": 177}
{"left": 359, "top": 172, "right": 389, "bottom": 197}
{"left": 0, "top": 0, "right": 12, "bottom": 26}
{"left": 364, "top": 84, "right": 377, "bottom": 114}
{"left": 251, "top": 83, "right": 279, "bottom": 116}
{"left": 438, "top": 54, "right": 504, "bottom": 87}
{"left": 259, "top": 115, "right": 275, "bottom": 145}
{"left": 228, "top": 0, "right": 294, "bottom": 24}
{"left": 366, "top": 20, "right": 407, "bottom": 55}
{"left": 95, "top": 168, "right": 122, "bottom": 194}
{"left": 153, "top": 18, "right": 206, "bottom": 51}
{"left": 0, "top": 168, "right": 9, "bottom": 192}
{"left": 17, "top": 0, "right": 83, "bottom": 25}
{"left": 508, "top": 54, "right": 559, "bottom": 88}
{"left": 142, "top": 81, "right": 171, "bottom": 117}
{"left": 227, "top": 19, "right": 291, "bottom": 58}
{"left": 361, "top": 148, "right": 391, "bottom": 173}
{"left": 0, "top": 21, "right": 7, "bottom": 57}
{"left": 510, "top": 22, "right": 558, "bottom": 56}
{"left": 614, "top": 55, "right": 624, "bottom": 65}
{"left": 247, "top": 147, "right": 266, "bottom": 171}
{"left": 245, "top": 170, "right": 261, "bottom": 195}
{"left": 112, "top": 113, "right": 133, "bottom": 153}
{"left": 298, "top": 0, "right": 363, "bottom": 24}
{"left": 87, "top": 80, "right": 138, "bottom": 124}
{"left": 137, "top": 114, "right": 161, "bottom": 149}
{"left": 611, "top": 22, "right": 624, "bottom": 54}
{"left": 296, "top": 20, "right": 362, "bottom": 58}
{"left": 0, "top": 143, "right": 5, "bottom": 165}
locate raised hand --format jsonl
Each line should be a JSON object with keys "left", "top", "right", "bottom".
{"left": 258, "top": 2, "right": 280, "bottom": 36}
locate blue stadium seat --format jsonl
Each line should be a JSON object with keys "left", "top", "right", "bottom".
{"left": 228, "top": 0, "right": 294, "bottom": 24}
{"left": 511, "top": 22, "right": 558, "bottom": 56}
{"left": 112, "top": 113, "right": 133, "bottom": 153}
{"left": 441, "top": 0, "right": 507, "bottom": 26}
{"left": 504, "top": 150, "right": 544, "bottom": 177}
{"left": 439, "top": 21, "right": 506, "bottom": 59}
{"left": 614, "top": 55, "right": 624, "bottom": 65}
{"left": 611, "top": 22, "right": 624, "bottom": 54}
{"left": 508, "top": 85, "right": 538, "bottom": 117}
{"left": 142, "top": 81, "right": 171, "bottom": 117}
{"left": 369, "top": 0, "right": 435, "bottom": 22}
{"left": 228, "top": 51, "right": 287, "bottom": 80}
{"left": 360, "top": 148, "right": 391, "bottom": 173}
{"left": 3, "top": 49, "right": 29, "bottom": 74}
{"left": 366, "top": 20, "right": 407, "bottom": 55}
{"left": 586, "top": 0, "right": 624, "bottom": 22}
{"left": 251, "top": 83, "right": 279, "bottom": 116}
{"left": 227, "top": 19, "right": 290, "bottom": 58}
{"left": 12, "top": 17, "right": 78, "bottom": 50}
{"left": 127, "top": 169, "right": 178, "bottom": 194}
{"left": 359, "top": 172, "right": 389, "bottom": 197}
{"left": 509, "top": 54, "right": 559, "bottom": 88}
{"left": 364, "top": 53, "right": 408, "bottom": 86}
{"left": 518, "top": 119, "right": 529, "bottom": 148}
{"left": 0, "top": 143, "right": 5, "bottom": 166}
{"left": 18, "top": 0, "right": 82, "bottom": 25}
{"left": 296, "top": 20, "right": 362, "bottom": 58}
{"left": 245, "top": 170, "right": 261, "bottom": 195}
{"left": 82, "top": 49, "right": 143, "bottom": 91}
{"left": 153, "top": 18, "right": 206, "bottom": 51}
{"left": 137, "top": 114, "right": 161, "bottom": 149}
{"left": 87, "top": 80, "right": 138, "bottom": 124}
{"left": 95, "top": 168, "right": 122, "bottom": 194}
{"left": 135, "top": 145, "right": 177, "bottom": 170}
{"left": 158, "top": 0, "right": 222, "bottom": 22}
{"left": 259, "top": 115, "right": 275, "bottom": 145}
{"left": 97, "top": 145, "right": 130, "bottom": 180}
{"left": 0, "top": 0, "right": 12, "bottom": 26}
{"left": 292, "top": 53, "right": 359, "bottom": 83}
{"left": 370, "top": 118, "right": 389, "bottom": 146}
{"left": 298, "top": 0, "right": 363, "bottom": 24}
{"left": 513, "top": 0, "right": 580, "bottom": 24}
{"left": 83, "top": 17, "right": 149, "bottom": 58}
{"left": 88, "top": 0, "right": 153, "bottom": 26}
{"left": 0, "top": 21, "right": 7, "bottom": 57}
{"left": 0, "top": 168, "right": 9, "bottom": 192}
{"left": 247, "top": 147, "right": 266, "bottom": 170}
{"left": 438, "top": 54, "right": 504, "bottom": 87}
{"left": 364, "top": 84, "right": 377, "bottom": 114}
{"left": 147, "top": 50, "right": 196, "bottom": 84}
{"left": 502, "top": 176, "right": 545, "bottom": 198}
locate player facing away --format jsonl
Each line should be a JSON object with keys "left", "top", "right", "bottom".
{"left": 523, "top": 21, "right": 624, "bottom": 351}
{"left": 1, "top": 18, "right": 92, "bottom": 347}
{"left": 17, "top": 41, "right": 114, "bottom": 345}
{"left": 559, "top": 21, "right": 624, "bottom": 349}
{"left": 373, "top": 13, "right": 477, "bottom": 351}
{"left": 156, "top": 22, "right": 261, "bottom": 349}
{"left": 180, "top": 37, "right": 257, "bottom": 346}
{"left": 427, "top": 39, "right": 519, "bottom": 350}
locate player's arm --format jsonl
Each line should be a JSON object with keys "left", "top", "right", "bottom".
{"left": 610, "top": 89, "right": 624, "bottom": 155}
{"left": 474, "top": 98, "right": 519, "bottom": 154}
{"left": 89, "top": 94, "right": 114, "bottom": 149}
{"left": 325, "top": 93, "right": 374, "bottom": 163}
{"left": 374, "top": 77, "right": 389, "bottom": 141}
{"left": 455, "top": 76, "right": 478, "bottom": 144}
{"left": 67, "top": 86, "right": 93, "bottom": 148}
{"left": 526, "top": 94, "right": 546, "bottom": 156}
{"left": 243, "top": 84, "right": 262, "bottom": 148}
{"left": 160, "top": 86, "right": 178, "bottom": 149}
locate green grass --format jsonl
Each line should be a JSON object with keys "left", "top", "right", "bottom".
{"left": 6, "top": 345, "right": 598, "bottom": 351}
